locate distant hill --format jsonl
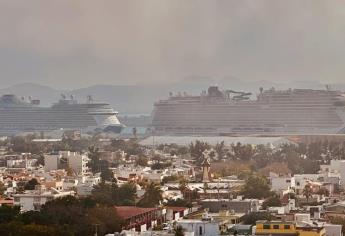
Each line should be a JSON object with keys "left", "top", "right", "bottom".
{"left": 0, "top": 79, "right": 343, "bottom": 115}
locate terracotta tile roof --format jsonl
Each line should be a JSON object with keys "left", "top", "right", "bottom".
{"left": 0, "top": 198, "right": 14, "bottom": 205}
{"left": 115, "top": 206, "right": 158, "bottom": 219}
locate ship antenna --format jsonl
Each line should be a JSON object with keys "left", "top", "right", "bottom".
{"left": 87, "top": 95, "right": 93, "bottom": 103}
{"left": 61, "top": 93, "right": 66, "bottom": 100}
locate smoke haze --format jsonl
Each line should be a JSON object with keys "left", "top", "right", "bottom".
{"left": 0, "top": 0, "right": 344, "bottom": 89}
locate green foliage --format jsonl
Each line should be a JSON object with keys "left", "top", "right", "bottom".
{"left": 165, "top": 199, "right": 192, "bottom": 208}
{"left": 111, "top": 139, "right": 143, "bottom": 156}
{"left": 241, "top": 174, "right": 271, "bottom": 199}
{"left": 242, "top": 212, "right": 273, "bottom": 225}
{"left": 117, "top": 183, "right": 137, "bottom": 206}
{"left": 302, "top": 184, "right": 312, "bottom": 202}
{"left": 138, "top": 182, "right": 163, "bottom": 207}
{"left": 189, "top": 140, "right": 210, "bottom": 163}
{"left": 24, "top": 178, "right": 39, "bottom": 190}
{"left": 136, "top": 155, "right": 149, "bottom": 167}
{"left": 0, "top": 182, "right": 6, "bottom": 196}
{"left": 162, "top": 175, "right": 181, "bottom": 184}
{"left": 151, "top": 161, "right": 172, "bottom": 170}
{"left": 215, "top": 141, "right": 226, "bottom": 159}
{"left": 0, "top": 205, "right": 20, "bottom": 224}
{"left": 91, "top": 182, "right": 137, "bottom": 206}
{"left": 88, "top": 146, "right": 101, "bottom": 173}
{"left": 262, "top": 194, "right": 282, "bottom": 209}
{"left": 100, "top": 168, "right": 114, "bottom": 182}
{"left": 0, "top": 222, "right": 74, "bottom": 236}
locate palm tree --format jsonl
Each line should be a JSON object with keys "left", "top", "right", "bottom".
{"left": 138, "top": 182, "right": 163, "bottom": 207}
{"left": 303, "top": 184, "right": 312, "bottom": 203}
{"left": 179, "top": 178, "right": 189, "bottom": 200}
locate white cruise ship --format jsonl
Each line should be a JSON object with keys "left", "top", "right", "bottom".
{"left": 0, "top": 94, "right": 124, "bottom": 135}
{"left": 151, "top": 86, "right": 345, "bottom": 135}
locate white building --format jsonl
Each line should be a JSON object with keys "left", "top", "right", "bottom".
{"left": 44, "top": 151, "right": 89, "bottom": 175}
{"left": 13, "top": 185, "right": 74, "bottom": 212}
{"left": 66, "top": 152, "right": 89, "bottom": 175}
{"left": 271, "top": 176, "right": 295, "bottom": 193}
{"left": 177, "top": 212, "right": 219, "bottom": 236}
{"left": 44, "top": 154, "right": 60, "bottom": 172}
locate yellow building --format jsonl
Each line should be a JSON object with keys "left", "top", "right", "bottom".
{"left": 256, "top": 221, "right": 325, "bottom": 236}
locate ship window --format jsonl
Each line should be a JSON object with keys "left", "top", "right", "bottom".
{"left": 273, "top": 225, "right": 279, "bottom": 229}
{"left": 284, "top": 225, "right": 291, "bottom": 229}
{"left": 263, "top": 225, "right": 270, "bottom": 229}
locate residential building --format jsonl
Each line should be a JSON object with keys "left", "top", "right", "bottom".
{"left": 201, "top": 198, "right": 259, "bottom": 213}
{"left": 255, "top": 221, "right": 326, "bottom": 236}
{"left": 13, "top": 185, "right": 74, "bottom": 212}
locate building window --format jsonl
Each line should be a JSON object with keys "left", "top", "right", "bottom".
{"left": 199, "top": 226, "right": 203, "bottom": 235}
{"left": 286, "top": 179, "right": 291, "bottom": 183}
{"left": 284, "top": 225, "right": 291, "bottom": 229}
{"left": 273, "top": 225, "right": 279, "bottom": 229}
{"left": 263, "top": 225, "right": 270, "bottom": 229}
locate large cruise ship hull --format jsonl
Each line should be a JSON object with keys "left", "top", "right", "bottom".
{"left": 151, "top": 87, "right": 345, "bottom": 135}
{"left": 0, "top": 95, "right": 123, "bottom": 135}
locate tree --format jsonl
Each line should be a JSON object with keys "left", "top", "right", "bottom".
{"left": 87, "top": 206, "right": 123, "bottom": 236}
{"left": 242, "top": 212, "right": 273, "bottom": 225}
{"left": 241, "top": 175, "right": 271, "bottom": 199}
{"left": 179, "top": 178, "right": 189, "bottom": 201}
{"left": 302, "top": 184, "right": 312, "bottom": 203}
{"left": 174, "top": 225, "right": 185, "bottom": 236}
{"left": 0, "top": 205, "right": 20, "bottom": 224}
{"left": 136, "top": 156, "right": 148, "bottom": 167}
{"left": 24, "top": 178, "right": 39, "bottom": 190}
{"left": 262, "top": 194, "right": 282, "bottom": 209}
{"left": 117, "top": 183, "right": 137, "bottom": 206}
{"left": 138, "top": 182, "right": 163, "bottom": 207}
{"left": 91, "top": 182, "right": 118, "bottom": 205}
{"left": 215, "top": 141, "right": 226, "bottom": 159}
{"left": 0, "top": 182, "right": 6, "bottom": 196}
{"left": 100, "top": 168, "right": 114, "bottom": 182}
{"left": 0, "top": 222, "right": 73, "bottom": 236}
{"left": 165, "top": 199, "right": 192, "bottom": 208}
{"left": 189, "top": 141, "right": 210, "bottom": 163}
{"left": 316, "top": 188, "right": 330, "bottom": 197}
{"left": 88, "top": 146, "right": 101, "bottom": 173}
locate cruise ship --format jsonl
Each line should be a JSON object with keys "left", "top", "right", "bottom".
{"left": 151, "top": 86, "right": 345, "bottom": 135}
{"left": 0, "top": 94, "right": 124, "bottom": 135}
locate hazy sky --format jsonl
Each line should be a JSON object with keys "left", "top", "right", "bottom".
{"left": 0, "top": 0, "right": 344, "bottom": 89}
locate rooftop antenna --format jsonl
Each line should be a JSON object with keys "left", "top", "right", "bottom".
{"left": 61, "top": 93, "right": 66, "bottom": 100}
{"left": 325, "top": 84, "right": 331, "bottom": 91}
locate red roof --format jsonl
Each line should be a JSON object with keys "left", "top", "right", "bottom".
{"left": 115, "top": 206, "right": 158, "bottom": 219}
{"left": 165, "top": 206, "right": 188, "bottom": 212}
{"left": 0, "top": 198, "right": 14, "bottom": 205}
